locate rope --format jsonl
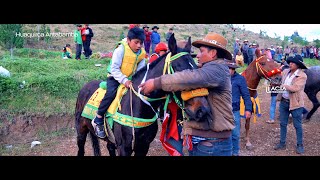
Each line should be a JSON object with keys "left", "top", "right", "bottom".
{"left": 130, "top": 87, "right": 135, "bottom": 150}
{"left": 247, "top": 87, "right": 258, "bottom": 91}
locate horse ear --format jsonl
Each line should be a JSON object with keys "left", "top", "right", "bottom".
{"left": 168, "top": 33, "right": 177, "bottom": 55}
{"left": 184, "top": 36, "right": 192, "bottom": 53}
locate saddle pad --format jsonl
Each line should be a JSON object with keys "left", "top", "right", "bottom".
{"left": 240, "top": 94, "right": 261, "bottom": 123}
{"left": 81, "top": 84, "right": 128, "bottom": 120}
{"left": 107, "top": 84, "right": 127, "bottom": 115}
{"left": 81, "top": 87, "right": 107, "bottom": 120}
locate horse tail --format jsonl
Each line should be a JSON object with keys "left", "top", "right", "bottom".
{"left": 75, "top": 91, "right": 82, "bottom": 126}
{"left": 75, "top": 80, "right": 102, "bottom": 156}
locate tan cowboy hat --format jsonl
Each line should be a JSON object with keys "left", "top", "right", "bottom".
{"left": 192, "top": 32, "right": 232, "bottom": 60}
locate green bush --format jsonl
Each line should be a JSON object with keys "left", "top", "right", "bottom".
{"left": 0, "top": 76, "right": 18, "bottom": 94}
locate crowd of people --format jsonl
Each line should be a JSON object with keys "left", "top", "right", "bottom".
{"left": 61, "top": 24, "right": 94, "bottom": 60}
{"left": 232, "top": 37, "right": 319, "bottom": 68}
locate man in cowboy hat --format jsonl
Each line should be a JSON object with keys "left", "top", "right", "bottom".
{"left": 241, "top": 40, "right": 249, "bottom": 64}
{"left": 143, "top": 25, "right": 152, "bottom": 55}
{"left": 226, "top": 60, "right": 252, "bottom": 156}
{"left": 274, "top": 55, "right": 307, "bottom": 154}
{"left": 233, "top": 38, "right": 240, "bottom": 62}
{"left": 151, "top": 25, "right": 160, "bottom": 54}
{"left": 139, "top": 32, "right": 235, "bottom": 156}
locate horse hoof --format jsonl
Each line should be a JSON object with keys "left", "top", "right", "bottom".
{"left": 245, "top": 143, "right": 254, "bottom": 151}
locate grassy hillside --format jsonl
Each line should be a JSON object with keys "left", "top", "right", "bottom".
{"left": 0, "top": 49, "right": 110, "bottom": 116}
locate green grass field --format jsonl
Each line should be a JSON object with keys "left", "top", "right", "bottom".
{"left": 1, "top": 48, "right": 110, "bottom": 115}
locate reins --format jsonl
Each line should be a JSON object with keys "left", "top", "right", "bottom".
{"left": 128, "top": 51, "right": 190, "bottom": 150}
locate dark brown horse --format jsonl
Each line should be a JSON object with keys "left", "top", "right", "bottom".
{"left": 75, "top": 34, "right": 210, "bottom": 156}
{"left": 301, "top": 66, "right": 320, "bottom": 121}
{"left": 240, "top": 54, "right": 282, "bottom": 150}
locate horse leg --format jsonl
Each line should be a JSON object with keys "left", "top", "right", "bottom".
{"left": 133, "top": 139, "right": 151, "bottom": 156}
{"left": 118, "top": 142, "right": 134, "bottom": 156}
{"left": 77, "top": 124, "right": 89, "bottom": 156}
{"left": 89, "top": 131, "right": 101, "bottom": 156}
{"left": 106, "top": 141, "right": 117, "bottom": 156}
{"left": 305, "top": 91, "right": 320, "bottom": 121}
{"left": 113, "top": 124, "right": 134, "bottom": 156}
{"left": 134, "top": 123, "right": 158, "bottom": 156}
{"left": 244, "top": 118, "right": 253, "bottom": 150}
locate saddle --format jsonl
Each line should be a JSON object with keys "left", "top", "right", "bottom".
{"left": 81, "top": 82, "right": 127, "bottom": 120}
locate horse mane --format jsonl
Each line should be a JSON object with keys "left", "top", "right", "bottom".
{"left": 132, "top": 52, "right": 169, "bottom": 80}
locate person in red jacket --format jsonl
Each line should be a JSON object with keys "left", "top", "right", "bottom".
{"left": 129, "top": 24, "right": 140, "bottom": 29}
{"left": 81, "top": 26, "right": 87, "bottom": 56}
{"left": 148, "top": 42, "right": 168, "bottom": 63}
{"left": 143, "top": 25, "right": 152, "bottom": 55}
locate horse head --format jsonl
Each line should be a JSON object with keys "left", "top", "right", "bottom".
{"left": 257, "top": 55, "right": 282, "bottom": 86}
{"left": 167, "top": 34, "right": 210, "bottom": 121}
{"left": 131, "top": 33, "right": 210, "bottom": 121}
{"left": 248, "top": 55, "right": 282, "bottom": 86}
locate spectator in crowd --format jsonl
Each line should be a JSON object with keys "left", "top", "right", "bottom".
{"left": 284, "top": 46, "right": 291, "bottom": 60}
{"left": 143, "top": 25, "right": 152, "bottom": 55}
{"left": 129, "top": 24, "right": 140, "bottom": 29}
{"left": 233, "top": 38, "right": 240, "bottom": 62}
{"left": 274, "top": 55, "right": 307, "bottom": 154}
{"left": 165, "top": 27, "right": 174, "bottom": 43}
{"left": 82, "top": 24, "right": 94, "bottom": 59}
{"left": 270, "top": 45, "right": 276, "bottom": 59}
{"left": 227, "top": 60, "right": 252, "bottom": 156}
{"left": 65, "top": 44, "right": 72, "bottom": 58}
{"left": 151, "top": 26, "right": 161, "bottom": 54}
{"left": 247, "top": 44, "right": 254, "bottom": 65}
{"left": 267, "top": 89, "right": 278, "bottom": 124}
{"left": 241, "top": 40, "right": 249, "bottom": 64}
{"left": 148, "top": 42, "right": 168, "bottom": 63}
{"left": 62, "top": 46, "right": 72, "bottom": 59}
{"left": 235, "top": 50, "right": 244, "bottom": 66}
{"left": 74, "top": 24, "right": 83, "bottom": 60}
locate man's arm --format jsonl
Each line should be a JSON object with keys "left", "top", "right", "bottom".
{"left": 110, "top": 45, "right": 128, "bottom": 84}
{"left": 156, "top": 65, "right": 227, "bottom": 92}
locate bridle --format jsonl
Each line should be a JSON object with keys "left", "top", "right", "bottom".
{"left": 242, "top": 56, "right": 281, "bottom": 91}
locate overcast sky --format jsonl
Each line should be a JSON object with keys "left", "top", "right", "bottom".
{"left": 233, "top": 24, "right": 320, "bottom": 42}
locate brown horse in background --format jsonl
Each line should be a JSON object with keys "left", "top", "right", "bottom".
{"left": 240, "top": 54, "right": 282, "bottom": 150}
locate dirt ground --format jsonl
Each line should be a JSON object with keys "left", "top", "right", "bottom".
{"left": 1, "top": 84, "right": 320, "bottom": 156}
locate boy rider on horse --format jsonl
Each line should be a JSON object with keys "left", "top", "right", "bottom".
{"left": 92, "top": 27, "right": 147, "bottom": 138}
